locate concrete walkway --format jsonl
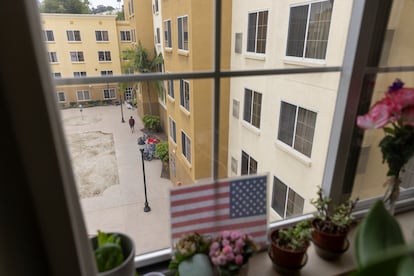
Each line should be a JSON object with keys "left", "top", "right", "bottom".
{"left": 61, "top": 105, "right": 172, "bottom": 255}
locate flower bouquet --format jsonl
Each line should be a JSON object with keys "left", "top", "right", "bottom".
{"left": 209, "top": 231, "right": 259, "bottom": 276}
{"left": 357, "top": 79, "right": 414, "bottom": 212}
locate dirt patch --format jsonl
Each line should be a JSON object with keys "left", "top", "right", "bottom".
{"left": 66, "top": 131, "right": 119, "bottom": 198}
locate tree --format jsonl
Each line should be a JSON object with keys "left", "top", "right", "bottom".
{"left": 40, "top": 0, "right": 91, "bottom": 14}
{"left": 123, "top": 41, "right": 164, "bottom": 115}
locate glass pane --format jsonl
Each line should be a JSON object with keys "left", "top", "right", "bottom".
{"left": 286, "top": 5, "right": 308, "bottom": 57}
{"left": 271, "top": 176, "right": 287, "bottom": 218}
{"left": 278, "top": 101, "right": 296, "bottom": 146}
{"left": 247, "top": 12, "right": 257, "bottom": 52}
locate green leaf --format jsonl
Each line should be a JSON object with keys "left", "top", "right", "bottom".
{"left": 94, "top": 243, "right": 124, "bottom": 272}
{"left": 397, "top": 256, "right": 414, "bottom": 276}
{"left": 383, "top": 127, "right": 395, "bottom": 135}
{"left": 355, "top": 200, "right": 405, "bottom": 267}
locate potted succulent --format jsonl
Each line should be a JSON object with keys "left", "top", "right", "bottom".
{"left": 168, "top": 232, "right": 213, "bottom": 276}
{"left": 269, "top": 220, "right": 312, "bottom": 273}
{"left": 310, "top": 187, "right": 359, "bottom": 260}
{"left": 91, "top": 230, "right": 136, "bottom": 276}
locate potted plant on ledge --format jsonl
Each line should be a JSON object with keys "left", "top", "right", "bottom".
{"left": 269, "top": 220, "right": 312, "bottom": 274}
{"left": 91, "top": 230, "right": 136, "bottom": 276}
{"left": 310, "top": 187, "right": 358, "bottom": 260}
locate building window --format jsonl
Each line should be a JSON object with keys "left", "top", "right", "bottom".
{"left": 272, "top": 176, "right": 304, "bottom": 218}
{"left": 66, "top": 30, "right": 81, "bottom": 42}
{"left": 156, "top": 28, "right": 161, "bottom": 44}
{"left": 247, "top": 10, "right": 268, "bottom": 54}
{"left": 57, "top": 91, "right": 65, "bottom": 102}
{"left": 164, "top": 20, "right": 172, "bottom": 48}
{"left": 232, "top": 99, "right": 240, "bottom": 119}
{"left": 48, "top": 52, "right": 58, "bottom": 63}
{"left": 73, "top": 71, "right": 87, "bottom": 77}
{"left": 131, "top": 29, "right": 136, "bottom": 42}
{"left": 278, "top": 101, "right": 317, "bottom": 158}
{"left": 154, "top": 0, "right": 159, "bottom": 13}
{"left": 167, "top": 79, "right": 174, "bottom": 98}
{"left": 125, "top": 87, "right": 133, "bottom": 101}
{"left": 43, "top": 30, "right": 54, "bottom": 42}
{"left": 95, "top": 30, "right": 109, "bottom": 41}
{"left": 53, "top": 72, "right": 61, "bottom": 78}
{"left": 103, "top": 88, "right": 116, "bottom": 99}
{"left": 177, "top": 16, "right": 189, "bottom": 51}
{"left": 241, "top": 151, "right": 257, "bottom": 175}
{"left": 286, "top": 0, "right": 333, "bottom": 60}
{"left": 181, "top": 131, "right": 191, "bottom": 164}
{"left": 70, "top": 51, "right": 84, "bottom": 62}
{"left": 98, "top": 51, "right": 111, "bottom": 62}
{"left": 100, "top": 70, "right": 113, "bottom": 76}
{"left": 169, "top": 117, "right": 176, "bottom": 143}
{"left": 243, "top": 88, "right": 262, "bottom": 128}
{"left": 76, "top": 90, "right": 90, "bottom": 101}
{"left": 120, "top": 30, "right": 131, "bottom": 41}
{"left": 180, "top": 79, "right": 190, "bottom": 111}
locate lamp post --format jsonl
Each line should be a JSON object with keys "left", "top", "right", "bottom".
{"left": 139, "top": 146, "right": 151, "bottom": 212}
{"left": 79, "top": 104, "right": 83, "bottom": 120}
{"left": 120, "top": 95, "right": 125, "bottom": 123}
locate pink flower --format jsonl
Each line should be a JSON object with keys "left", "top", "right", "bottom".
{"left": 356, "top": 97, "right": 398, "bottom": 129}
{"left": 387, "top": 88, "right": 414, "bottom": 110}
{"left": 402, "top": 106, "right": 414, "bottom": 127}
{"left": 222, "top": 245, "right": 233, "bottom": 255}
{"left": 235, "top": 254, "right": 244, "bottom": 265}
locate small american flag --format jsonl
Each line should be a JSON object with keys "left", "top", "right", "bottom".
{"left": 170, "top": 174, "right": 268, "bottom": 249}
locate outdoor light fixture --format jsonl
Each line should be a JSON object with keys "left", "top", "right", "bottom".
{"left": 79, "top": 104, "right": 83, "bottom": 120}
{"left": 139, "top": 144, "right": 151, "bottom": 212}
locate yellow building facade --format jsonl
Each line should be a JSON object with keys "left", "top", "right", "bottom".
{"left": 41, "top": 14, "right": 125, "bottom": 107}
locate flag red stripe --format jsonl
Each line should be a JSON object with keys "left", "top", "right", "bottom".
{"left": 171, "top": 182, "right": 229, "bottom": 195}
{"left": 171, "top": 203, "right": 230, "bottom": 218}
{"left": 172, "top": 219, "right": 267, "bottom": 238}
{"left": 172, "top": 214, "right": 229, "bottom": 228}
{"left": 171, "top": 192, "right": 229, "bottom": 206}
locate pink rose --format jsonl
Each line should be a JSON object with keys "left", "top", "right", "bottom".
{"left": 387, "top": 88, "right": 414, "bottom": 110}
{"left": 235, "top": 254, "right": 244, "bottom": 265}
{"left": 357, "top": 98, "right": 397, "bottom": 129}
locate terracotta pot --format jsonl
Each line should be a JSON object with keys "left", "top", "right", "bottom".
{"left": 311, "top": 218, "right": 349, "bottom": 260}
{"left": 269, "top": 229, "right": 309, "bottom": 269}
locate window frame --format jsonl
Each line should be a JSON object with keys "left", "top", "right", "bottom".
{"left": 48, "top": 51, "right": 58, "bottom": 63}
{"left": 100, "top": 70, "right": 113, "bottom": 76}
{"left": 73, "top": 71, "right": 87, "bottom": 77}
{"left": 181, "top": 130, "right": 191, "bottom": 164}
{"left": 246, "top": 10, "right": 268, "bottom": 54}
{"left": 285, "top": 0, "right": 333, "bottom": 61}
{"left": 243, "top": 88, "right": 262, "bottom": 129}
{"left": 12, "top": 0, "right": 414, "bottom": 272}
{"left": 120, "top": 30, "right": 131, "bottom": 42}
{"left": 95, "top": 30, "right": 109, "bottom": 42}
{"left": 179, "top": 79, "right": 190, "bottom": 111}
{"left": 241, "top": 150, "right": 258, "bottom": 175}
{"left": 177, "top": 15, "right": 189, "bottom": 51}
{"left": 169, "top": 117, "right": 177, "bottom": 144}
{"left": 98, "top": 51, "right": 111, "bottom": 62}
{"left": 164, "top": 20, "right": 172, "bottom": 48}
{"left": 66, "top": 30, "right": 81, "bottom": 42}
{"left": 76, "top": 90, "right": 90, "bottom": 101}
{"left": 43, "top": 30, "right": 54, "bottom": 42}
{"left": 70, "top": 51, "right": 84, "bottom": 63}
{"left": 56, "top": 91, "right": 66, "bottom": 103}
{"left": 103, "top": 88, "right": 116, "bottom": 99}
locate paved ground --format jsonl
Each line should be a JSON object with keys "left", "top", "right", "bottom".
{"left": 61, "top": 105, "right": 172, "bottom": 255}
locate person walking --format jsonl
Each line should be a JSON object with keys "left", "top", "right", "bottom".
{"left": 129, "top": 116, "right": 135, "bottom": 133}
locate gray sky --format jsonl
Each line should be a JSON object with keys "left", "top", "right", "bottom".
{"left": 89, "top": 0, "right": 121, "bottom": 8}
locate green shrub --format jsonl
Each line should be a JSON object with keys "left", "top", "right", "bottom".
{"left": 156, "top": 141, "right": 169, "bottom": 162}
{"left": 143, "top": 115, "right": 160, "bottom": 131}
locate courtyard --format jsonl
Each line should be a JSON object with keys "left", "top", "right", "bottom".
{"left": 60, "top": 105, "right": 173, "bottom": 255}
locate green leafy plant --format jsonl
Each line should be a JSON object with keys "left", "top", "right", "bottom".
{"left": 311, "top": 186, "right": 358, "bottom": 234}
{"left": 94, "top": 230, "right": 125, "bottom": 273}
{"left": 155, "top": 141, "right": 169, "bottom": 162}
{"left": 353, "top": 200, "right": 414, "bottom": 275}
{"left": 143, "top": 115, "right": 160, "bottom": 131}
{"left": 273, "top": 220, "right": 312, "bottom": 251}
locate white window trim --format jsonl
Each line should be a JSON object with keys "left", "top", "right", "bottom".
{"left": 168, "top": 117, "right": 177, "bottom": 144}
{"left": 103, "top": 88, "right": 116, "bottom": 100}
{"left": 181, "top": 130, "right": 192, "bottom": 165}
{"left": 177, "top": 15, "right": 189, "bottom": 52}
{"left": 57, "top": 91, "right": 66, "bottom": 103}
{"left": 163, "top": 19, "right": 172, "bottom": 49}
{"left": 246, "top": 9, "right": 268, "bottom": 55}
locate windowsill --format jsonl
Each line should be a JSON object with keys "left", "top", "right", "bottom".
{"left": 96, "top": 41, "right": 109, "bottom": 43}
{"left": 241, "top": 121, "right": 261, "bottom": 136}
{"left": 164, "top": 48, "right": 173, "bottom": 53}
{"left": 181, "top": 155, "right": 192, "bottom": 169}
{"left": 121, "top": 40, "right": 132, "bottom": 43}
{"left": 68, "top": 41, "right": 82, "bottom": 43}
{"left": 180, "top": 106, "right": 190, "bottom": 116}
{"left": 283, "top": 57, "right": 326, "bottom": 67}
{"left": 99, "top": 61, "right": 112, "bottom": 63}
{"left": 178, "top": 49, "right": 189, "bottom": 56}
{"left": 136, "top": 209, "right": 414, "bottom": 275}
{"left": 274, "top": 140, "right": 312, "bottom": 167}
{"left": 167, "top": 95, "right": 175, "bottom": 102}
{"left": 244, "top": 53, "right": 266, "bottom": 61}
